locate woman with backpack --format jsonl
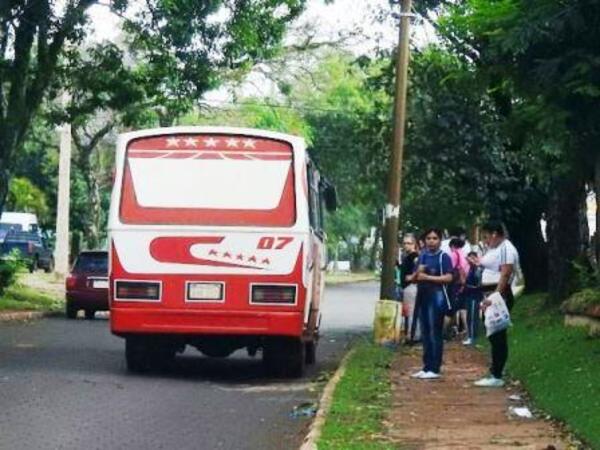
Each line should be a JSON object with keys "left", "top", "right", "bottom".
{"left": 410, "top": 228, "right": 453, "bottom": 380}
{"left": 462, "top": 251, "right": 483, "bottom": 346}
{"left": 448, "top": 238, "right": 469, "bottom": 338}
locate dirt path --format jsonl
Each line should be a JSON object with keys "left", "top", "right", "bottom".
{"left": 385, "top": 342, "right": 571, "bottom": 449}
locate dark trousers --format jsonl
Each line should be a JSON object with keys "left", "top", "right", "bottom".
{"left": 418, "top": 289, "right": 446, "bottom": 373}
{"left": 489, "top": 328, "right": 508, "bottom": 378}
{"left": 465, "top": 292, "right": 482, "bottom": 340}
{"left": 486, "top": 288, "right": 514, "bottom": 379}
{"left": 410, "top": 292, "right": 420, "bottom": 341}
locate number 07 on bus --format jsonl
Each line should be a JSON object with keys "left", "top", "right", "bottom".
{"left": 108, "top": 127, "right": 336, "bottom": 377}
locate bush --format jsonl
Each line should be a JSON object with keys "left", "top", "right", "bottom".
{"left": 0, "top": 250, "right": 25, "bottom": 295}
{"left": 561, "top": 288, "right": 600, "bottom": 315}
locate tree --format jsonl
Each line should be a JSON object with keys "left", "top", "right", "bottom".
{"left": 0, "top": 0, "right": 308, "bottom": 217}
{"left": 5, "top": 177, "right": 50, "bottom": 222}
{"left": 438, "top": 0, "right": 600, "bottom": 300}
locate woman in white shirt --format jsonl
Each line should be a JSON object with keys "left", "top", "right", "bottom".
{"left": 474, "top": 221, "right": 520, "bottom": 388}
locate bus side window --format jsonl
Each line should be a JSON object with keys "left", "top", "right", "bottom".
{"left": 307, "top": 164, "right": 323, "bottom": 234}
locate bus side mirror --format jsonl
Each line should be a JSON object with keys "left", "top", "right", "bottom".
{"left": 323, "top": 183, "right": 337, "bottom": 212}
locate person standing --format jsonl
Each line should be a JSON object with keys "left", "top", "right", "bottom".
{"left": 400, "top": 233, "right": 420, "bottom": 342}
{"left": 474, "top": 221, "right": 520, "bottom": 387}
{"left": 410, "top": 228, "right": 453, "bottom": 380}
{"left": 462, "top": 251, "right": 483, "bottom": 346}
{"left": 447, "top": 238, "right": 469, "bottom": 338}
{"left": 441, "top": 227, "right": 472, "bottom": 258}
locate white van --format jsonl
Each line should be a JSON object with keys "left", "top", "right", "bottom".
{"left": 0, "top": 212, "right": 39, "bottom": 235}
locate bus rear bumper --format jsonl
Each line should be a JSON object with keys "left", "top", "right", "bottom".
{"left": 110, "top": 307, "right": 304, "bottom": 337}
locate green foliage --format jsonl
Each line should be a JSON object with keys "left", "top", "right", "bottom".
{"left": 561, "top": 289, "right": 600, "bottom": 316}
{"left": 6, "top": 177, "right": 50, "bottom": 223}
{"left": 403, "top": 46, "right": 512, "bottom": 229}
{"left": 183, "top": 101, "right": 313, "bottom": 142}
{"left": 318, "top": 338, "right": 395, "bottom": 450}
{"left": 508, "top": 294, "right": 600, "bottom": 447}
{"left": 0, "top": 282, "right": 63, "bottom": 312}
{"left": 0, "top": 0, "right": 308, "bottom": 223}
{"left": 0, "top": 251, "right": 26, "bottom": 295}
{"left": 326, "top": 204, "right": 372, "bottom": 264}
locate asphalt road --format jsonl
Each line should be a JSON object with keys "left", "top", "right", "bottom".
{"left": 0, "top": 281, "right": 378, "bottom": 450}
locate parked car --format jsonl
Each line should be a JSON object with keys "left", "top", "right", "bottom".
{"left": 0, "top": 230, "right": 54, "bottom": 272}
{"left": 65, "top": 251, "right": 109, "bottom": 319}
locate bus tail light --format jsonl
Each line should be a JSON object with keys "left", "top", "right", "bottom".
{"left": 115, "top": 281, "right": 161, "bottom": 301}
{"left": 251, "top": 285, "right": 296, "bottom": 305}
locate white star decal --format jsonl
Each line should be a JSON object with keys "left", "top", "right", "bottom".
{"left": 166, "top": 137, "right": 180, "bottom": 147}
{"left": 184, "top": 137, "right": 198, "bottom": 147}
{"left": 226, "top": 138, "right": 239, "bottom": 148}
{"left": 204, "top": 138, "right": 218, "bottom": 148}
{"left": 242, "top": 139, "right": 256, "bottom": 149}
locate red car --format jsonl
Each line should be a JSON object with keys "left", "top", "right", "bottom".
{"left": 65, "top": 251, "right": 109, "bottom": 319}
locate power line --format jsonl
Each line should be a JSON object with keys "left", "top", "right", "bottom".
{"left": 200, "top": 98, "right": 385, "bottom": 115}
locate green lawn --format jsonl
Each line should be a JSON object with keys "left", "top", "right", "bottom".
{"left": 0, "top": 283, "right": 63, "bottom": 312}
{"left": 318, "top": 338, "right": 395, "bottom": 450}
{"left": 508, "top": 293, "right": 600, "bottom": 448}
{"left": 325, "top": 271, "right": 377, "bottom": 285}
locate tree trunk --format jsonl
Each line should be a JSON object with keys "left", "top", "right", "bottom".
{"left": 505, "top": 192, "right": 548, "bottom": 292}
{"left": 86, "top": 173, "right": 102, "bottom": 249}
{"left": 594, "top": 152, "right": 600, "bottom": 266}
{"left": 369, "top": 226, "right": 382, "bottom": 271}
{"left": 0, "top": 163, "right": 10, "bottom": 216}
{"left": 351, "top": 235, "right": 368, "bottom": 271}
{"left": 546, "top": 175, "right": 586, "bottom": 303}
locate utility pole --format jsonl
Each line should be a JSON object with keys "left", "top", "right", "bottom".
{"left": 54, "top": 94, "right": 72, "bottom": 276}
{"left": 380, "top": 0, "right": 413, "bottom": 299}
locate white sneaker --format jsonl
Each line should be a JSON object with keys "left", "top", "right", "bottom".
{"left": 410, "top": 370, "right": 426, "bottom": 379}
{"left": 462, "top": 338, "right": 473, "bottom": 346}
{"left": 474, "top": 376, "right": 505, "bottom": 387}
{"left": 419, "top": 371, "right": 441, "bottom": 380}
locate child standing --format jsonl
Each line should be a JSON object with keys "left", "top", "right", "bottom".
{"left": 462, "top": 251, "right": 483, "bottom": 345}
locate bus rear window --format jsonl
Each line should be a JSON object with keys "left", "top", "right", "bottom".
{"left": 119, "top": 134, "right": 296, "bottom": 227}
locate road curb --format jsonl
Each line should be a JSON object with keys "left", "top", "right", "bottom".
{"left": 0, "top": 310, "right": 56, "bottom": 322}
{"left": 299, "top": 347, "right": 357, "bottom": 450}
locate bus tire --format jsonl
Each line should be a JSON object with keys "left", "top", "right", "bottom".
{"left": 125, "top": 338, "right": 152, "bottom": 373}
{"left": 305, "top": 341, "right": 316, "bottom": 365}
{"left": 263, "top": 337, "right": 305, "bottom": 378}
{"left": 84, "top": 310, "right": 95, "bottom": 320}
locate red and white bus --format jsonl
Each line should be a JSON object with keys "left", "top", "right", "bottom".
{"left": 108, "top": 127, "right": 336, "bottom": 376}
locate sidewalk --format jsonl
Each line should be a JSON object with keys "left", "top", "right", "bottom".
{"left": 385, "top": 342, "right": 570, "bottom": 449}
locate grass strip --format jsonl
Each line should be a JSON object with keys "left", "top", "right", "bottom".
{"left": 0, "top": 283, "right": 63, "bottom": 312}
{"left": 508, "top": 293, "right": 600, "bottom": 448}
{"left": 318, "top": 337, "right": 395, "bottom": 450}
{"left": 325, "top": 272, "right": 377, "bottom": 285}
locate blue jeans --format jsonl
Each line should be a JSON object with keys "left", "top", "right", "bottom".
{"left": 465, "top": 294, "right": 482, "bottom": 340}
{"left": 418, "top": 289, "right": 446, "bottom": 373}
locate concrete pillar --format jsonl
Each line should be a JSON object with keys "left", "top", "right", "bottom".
{"left": 54, "top": 122, "right": 71, "bottom": 276}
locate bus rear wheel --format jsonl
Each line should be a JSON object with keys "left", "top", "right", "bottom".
{"left": 125, "top": 337, "right": 176, "bottom": 373}
{"left": 263, "top": 337, "right": 305, "bottom": 378}
{"left": 305, "top": 341, "right": 316, "bottom": 365}
{"left": 125, "top": 338, "right": 152, "bottom": 373}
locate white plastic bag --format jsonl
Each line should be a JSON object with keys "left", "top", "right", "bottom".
{"left": 484, "top": 292, "right": 511, "bottom": 337}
